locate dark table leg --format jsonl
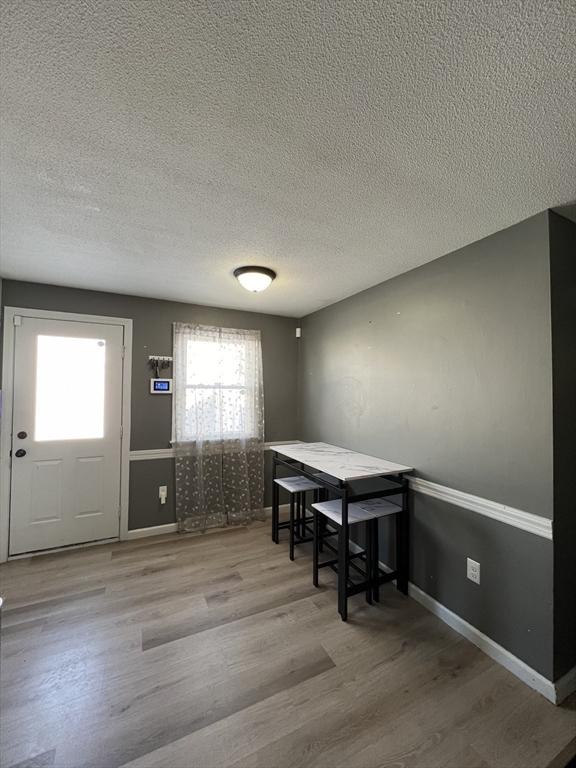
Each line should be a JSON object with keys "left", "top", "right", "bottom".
{"left": 396, "top": 480, "right": 409, "bottom": 594}
{"left": 272, "top": 474, "right": 279, "bottom": 544}
{"left": 338, "top": 489, "right": 349, "bottom": 621}
{"left": 318, "top": 487, "right": 326, "bottom": 552}
{"left": 289, "top": 494, "right": 295, "bottom": 561}
{"left": 271, "top": 453, "right": 278, "bottom": 543}
{"left": 365, "top": 519, "right": 373, "bottom": 605}
{"left": 372, "top": 517, "right": 380, "bottom": 602}
{"left": 313, "top": 510, "right": 320, "bottom": 587}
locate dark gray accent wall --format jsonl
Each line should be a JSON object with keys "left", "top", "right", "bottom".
{"left": 1, "top": 281, "right": 298, "bottom": 527}
{"left": 129, "top": 452, "right": 278, "bottom": 529}
{"left": 129, "top": 459, "right": 176, "bottom": 529}
{"left": 549, "top": 211, "right": 576, "bottom": 680}
{"left": 300, "top": 212, "right": 553, "bottom": 515}
{"left": 299, "top": 212, "right": 556, "bottom": 678}
{"left": 411, "top": 494, "right": 554, "bottom": 677}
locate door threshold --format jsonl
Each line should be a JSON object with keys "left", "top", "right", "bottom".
{"left": 8, "top": 537, "right": 119, "bottom": 560}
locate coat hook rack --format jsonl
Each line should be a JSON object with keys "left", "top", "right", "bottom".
{"left": 148, "top": 355, "right": 172, "bottom": 379}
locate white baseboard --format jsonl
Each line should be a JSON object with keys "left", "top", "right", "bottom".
{"left": 408, "top": 583, "right": 561, "bottom": 703}
{"left": 125, "top": 523, "right": 178, "bottom": 539}
{"left": 125, "top": 506, "right": 290, "bottom": 539}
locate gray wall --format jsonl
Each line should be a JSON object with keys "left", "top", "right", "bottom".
{"left": 129, "top": 459, "right": 176, "bottom": 530}
{"left": 1, "top": 281, "right": 299, "bottom": 528}
{"left": 549, "top": 211, "right": 576, "bottom": 680}
{"left": 299, "top": 212, "right": 556, "bottom": 678}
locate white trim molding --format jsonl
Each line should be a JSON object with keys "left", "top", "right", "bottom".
{"left": 408, "top": 583, "right": 574, "bottom": 704}
{"left": 130, "top": 441, "right": 301, "bottom": 462}
{"left": 264, "top": 440, "right": 303, "bottom": 447}
{"left": 409, "top": 476, "right": 552, "bottom": 540}
{"left": 125, "top": 505, "right": 289, "bottom": 539}
{"left": 125, "top": 523, "right": 178, "bottom": 539}
{"left": 130, "top": 448, "right": 176, "bottom": 461}
{"left": 0, "top": 307, "right": 133, "bottom": 562}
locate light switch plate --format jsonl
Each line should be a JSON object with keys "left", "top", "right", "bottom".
{"left": 467, "top": 557, "right": 481, "bottom": 584}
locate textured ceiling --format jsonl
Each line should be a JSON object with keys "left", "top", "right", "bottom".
{"left": 1, "top": 1, "right": 575, "bottom": 317}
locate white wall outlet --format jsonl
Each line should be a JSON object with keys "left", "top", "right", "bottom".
{"left": 159, "top": 485, "right": 168, "bottom": 505}
{"left": 467, "top": 557, "right": 481, "bottom": 584}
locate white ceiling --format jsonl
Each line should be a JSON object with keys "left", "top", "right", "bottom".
{"left": 1, "top": 1, "right": 575, "bottom": 318}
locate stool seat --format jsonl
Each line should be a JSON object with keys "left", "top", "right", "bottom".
{"left": 312, "top": 497, "right": 401, "bottom": 526}
{"left": 274, "top": 475, "right": 322, "bottom": 493}
{"left": 311, "top": 496, "right": 405, "bottom": 614}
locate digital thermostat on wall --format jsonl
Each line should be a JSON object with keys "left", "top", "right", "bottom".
{"left": 150, "top": 378, "right": 173, "bottom": 394}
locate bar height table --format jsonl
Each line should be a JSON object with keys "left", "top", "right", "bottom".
{"left": 271, "top": 442, "right": 413, "bottom": 621}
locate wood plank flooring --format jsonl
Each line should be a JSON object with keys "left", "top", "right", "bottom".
{"left": 1, "top": 522, "right": 575, "bottom": 768}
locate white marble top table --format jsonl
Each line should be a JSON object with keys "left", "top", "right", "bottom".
{"left": 272, "top": 442, "right": 413, "bottom": 482}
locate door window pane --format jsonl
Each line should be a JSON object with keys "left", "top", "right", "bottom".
{"left": 35, "top": 335, "right": 106, "bottom": 441}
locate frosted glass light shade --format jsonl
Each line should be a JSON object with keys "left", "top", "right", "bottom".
{"left": 234, "top": 266, "right": 276, "bottom": 292}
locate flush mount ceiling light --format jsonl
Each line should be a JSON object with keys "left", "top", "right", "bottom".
{"left": 233, "top": 266, "right": 277, "bottom": 292}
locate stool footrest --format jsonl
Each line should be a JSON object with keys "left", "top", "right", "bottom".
{"left": 278, "top": 520, "right": 338, "bottom": 538}
{"left": 346, "top": 571, "right": 397, "bottom": 597}
{"left": 319, "top": 562, "right": 397, "bottom": 594}
{"left": 277, "top": 515, "right": 314, "bottom": 530}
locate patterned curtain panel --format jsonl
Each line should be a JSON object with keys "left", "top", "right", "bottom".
{"left": 173, "top": 323, "right": 265, "bottom": 532}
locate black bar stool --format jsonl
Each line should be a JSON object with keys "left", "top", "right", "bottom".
{"left": 273, "top": 475, "right": 322, "bottom": 560}
{"left": 311, "top": 497, "right": 402, "bottom": 618}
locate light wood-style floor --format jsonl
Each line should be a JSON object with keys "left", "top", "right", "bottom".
{"left": 1, "top": 522, "right": 575, "bottom": 768}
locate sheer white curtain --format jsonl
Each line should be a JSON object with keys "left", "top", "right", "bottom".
{"left": 173, "top": 323, "right": 265, "bottom": 532}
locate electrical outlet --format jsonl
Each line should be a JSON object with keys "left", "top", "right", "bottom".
{"left": 159, "top": 485, "right": 168, "bottom": 505}
{"left": 467, "top": 557, "right": 480, "bottom": 584}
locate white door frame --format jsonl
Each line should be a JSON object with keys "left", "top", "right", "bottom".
{"left": 0, "top": 307, "right": 133, "bottom": 562}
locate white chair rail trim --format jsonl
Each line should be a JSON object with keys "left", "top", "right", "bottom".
{"left": 129, "top": 441, "right": 300, "bottom": 462}
{"left": 130, "top": 448, "right": 176, "bottom": 461}
{"left": 409, "top": 477, "right": 552, "bottom": 540}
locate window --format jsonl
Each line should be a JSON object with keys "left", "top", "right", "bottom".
{"left": 172, "top": 324, "right": 264, "bottom": 443}
{"left": 35, "top": 335, "right": 106, "bottom": 441}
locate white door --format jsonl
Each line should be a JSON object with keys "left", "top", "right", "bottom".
{"left": 9, "top": 315, "right": 124, "bottom": 555}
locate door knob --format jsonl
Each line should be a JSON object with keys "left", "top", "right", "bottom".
{"left": 14, "top": 449, "right": 26, "bottom": 458}
{"left": 17, "top": 431, "right": 27, "bottom": 440}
